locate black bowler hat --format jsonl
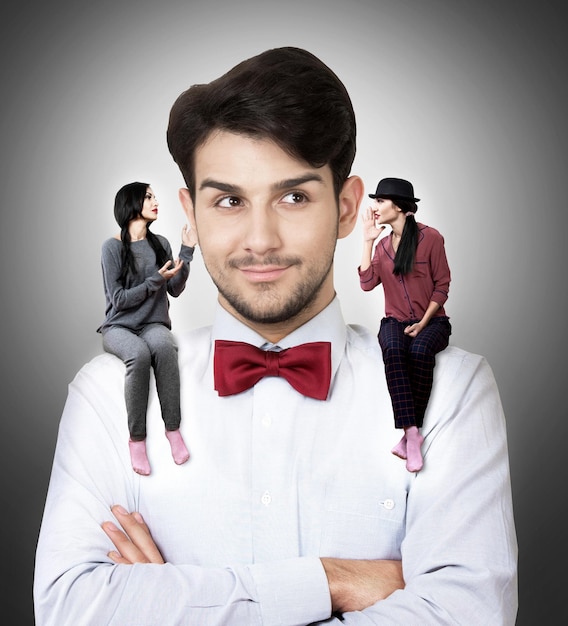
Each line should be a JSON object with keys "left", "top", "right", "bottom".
{"left": 368, "top": 177, "right": 420, "bottom": 202}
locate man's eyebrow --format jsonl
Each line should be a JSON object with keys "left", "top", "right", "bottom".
{"left": 198, "top": 173, "right": 325, "bottom": 194}
{"left": 272, "top": 173, "right": 325, "bottom": 191}
{"left": 199, "top": 179, "right": 242, "bottom": 193}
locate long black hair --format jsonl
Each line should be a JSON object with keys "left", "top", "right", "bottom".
{"left": 113, "top": 182, "right": 170, "bottom": 286}
{"left": 392, "top": 198, "right": 419, "bottom": 276}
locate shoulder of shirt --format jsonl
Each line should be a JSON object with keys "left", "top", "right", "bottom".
{"left": 334, "top": 328, "right": 493, "bottom": 395}
{"left": 71, "top": 328, "right": 211, "bottom": 386}
{"left": 419, "top": 345, "right": 502, "bottom": 451}
{"left": 434, "top": 345, "right": 494, "bottom": 391}
{"left": 437, "top": 344, "right": 485, "bottom": 366}
{"left": 71, "top": 351, "right": 125, "bottom": 387}
{"left": 68, "top": 329, "right": 211, "bottom": 395}
{"left": 155, "top": 233, "right": 170, "bottom": 246}
{"left": 174, "top": 326, "right": 213, "bottom": 366}
{"left": 345, "top": 323, "right": 382, "bottom": 359}
{"left": 417, "top": 223, "right": 444, "bottom": 239}
{"left": 101, "top": 237, "right": 121, "bottom": 251}
{"left": 341, "top": 328, "right": 490, "bottom": 379}
{"left": 174, "top": 325, "right": 211, "bottom": 344}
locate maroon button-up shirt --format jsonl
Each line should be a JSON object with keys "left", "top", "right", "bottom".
{"left": 358, "top": 223, "right": 451, "bottom": 322}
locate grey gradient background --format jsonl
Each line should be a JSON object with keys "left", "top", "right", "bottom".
{"left": 1, "top": 0, "right": 565, "bottom": 623}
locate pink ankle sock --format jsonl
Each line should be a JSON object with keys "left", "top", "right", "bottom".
{"left": 129, "top": 439, "right": 151, "bottom": 476}
{"left": 165, "top": 429, "right": 190, "bottom": 465}
{"left": 404, "top": 427, "right": 424, "bottom": 473}
{"left": 391, "top": 433, "right": 407, "bottom": 459}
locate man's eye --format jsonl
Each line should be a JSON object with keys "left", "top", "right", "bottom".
{"left": 216, "top": 196, "right": 242, "bottom": 208}
{"left": 282, "top": 192, "right": 307, "bottom": 204}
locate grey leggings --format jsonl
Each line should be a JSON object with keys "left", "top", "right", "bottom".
{"left": 102, "top": 324, "right": 181, "bottom": 440}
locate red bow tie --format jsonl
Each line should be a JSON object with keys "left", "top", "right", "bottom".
{"left": 213, "top": 340, "right": 331, "bottom": 400}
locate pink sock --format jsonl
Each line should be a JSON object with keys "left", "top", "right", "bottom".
{"left": 391, "top": 433, "right": 407, "bottom": 459}
{"left": 165, "top": 429, "right": 190, "bottom": 465}
{"left": 129, "top": 439, "right": 151, "bottom": 476}
{"left": 404, "top": 426, "right": 424, "bottom": 473}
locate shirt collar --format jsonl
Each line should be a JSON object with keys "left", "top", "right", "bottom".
{"left": 211, "top": 296, "right": 347, "bottom": 382}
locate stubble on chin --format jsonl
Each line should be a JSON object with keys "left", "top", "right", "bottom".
{"left": 203, "top": 241, "right": 337, "bottom": 326}
{"left": 215, "top": 265, "right": 333, "bottom": 325}
{"left": 219, "top": 281, "right": 311, "bottom": 325}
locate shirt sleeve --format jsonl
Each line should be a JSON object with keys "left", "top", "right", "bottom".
{"left": 321, "top": 352, "right": 518, "bottom": 625}
{"left": 428, "top": 231, "right": 451, "bottom": 306}
{"left": 33, "top": 357, "right": 332, "bottom": 626}
{"left": 358, "top": 243, "right": 384, "bottom": 292}
{"left": 167, "top": 243, "right": 195, "bottom": 298}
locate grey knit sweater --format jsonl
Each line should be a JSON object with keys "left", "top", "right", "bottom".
{"left": 97, "top": 235, "right": 194, "bottom": 333}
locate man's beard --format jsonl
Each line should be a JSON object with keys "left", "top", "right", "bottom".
{"left": 205, "top": 253, "right": 335, "bottom": 325}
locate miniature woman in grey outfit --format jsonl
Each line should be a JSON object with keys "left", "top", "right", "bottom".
{"left": 98, "top": 181, "right": 197, "bottom": 475}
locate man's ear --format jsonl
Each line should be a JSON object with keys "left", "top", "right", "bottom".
{"left": 179, "top": 188, "right": 198, "bottom": 234}
{"left": 337, "top": 175, "right": 364, "bottom": 239}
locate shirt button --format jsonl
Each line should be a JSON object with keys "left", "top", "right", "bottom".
{"left": 382, "top": 498, "right": 395, "bottom": 510}
{"left": 261, "top": 491, "right": 272, "bottom": 506}
{"left": 262, "top": 415, "right": 272, "bottom": 428}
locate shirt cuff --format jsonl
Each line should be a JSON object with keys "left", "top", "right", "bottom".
{"left": 251, "top": 557, "right": 331, "bottom": 626}
{"left": 180, "top": 244, "right": 195, "bottom": 262}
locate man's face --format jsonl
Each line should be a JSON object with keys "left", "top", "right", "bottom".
{"left": 180, "top": 131, "right": 361, "bottom": 339}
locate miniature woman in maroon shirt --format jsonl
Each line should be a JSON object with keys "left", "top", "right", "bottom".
{"left": 358, "top": 178, "right": 452, "bottom": 472}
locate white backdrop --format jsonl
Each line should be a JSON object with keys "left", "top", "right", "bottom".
{"left": 1, "top": 1, "right": 565, "bottom": 623}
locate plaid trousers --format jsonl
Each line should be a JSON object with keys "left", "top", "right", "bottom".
{"left": 378, "top": 316, "right": 452, "bottom": 429}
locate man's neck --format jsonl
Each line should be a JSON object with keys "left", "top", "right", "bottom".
{"left": 217, "top": 292, "right": 336, "bottom": 344}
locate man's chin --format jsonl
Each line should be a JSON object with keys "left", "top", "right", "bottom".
{"left": 232, "top": 304, "right": 300, "bottom": 326}
{"left": 220, "top": 291, "right": 308, "bottom": 326}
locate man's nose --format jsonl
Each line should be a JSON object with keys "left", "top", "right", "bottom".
{"left": 241, "top": 206, "right": 282, "bottom": 254}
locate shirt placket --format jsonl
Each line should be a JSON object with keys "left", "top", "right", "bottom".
{"left": 250, "top": 375, "right": 299, "bottom": 562}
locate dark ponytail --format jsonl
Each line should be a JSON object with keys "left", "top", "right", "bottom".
{"left": 146, "top": 229, "right": 169, "bottom": 269}
{"left": 392, "top": 199, "right": 419, "bottom": 276}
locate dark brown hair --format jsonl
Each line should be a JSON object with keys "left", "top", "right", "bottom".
{"left": 167, "top": 47, "right": 356, "bottom": 201}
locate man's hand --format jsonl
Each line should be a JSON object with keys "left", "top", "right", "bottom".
{"left": 102, "top": 505, "right": 165, "bottom": 565}
{"left": 321, "top": 557, "right": 404, "bottom": 613}
{"left": 102, "top": 506, "right": 405, "bottom": 613}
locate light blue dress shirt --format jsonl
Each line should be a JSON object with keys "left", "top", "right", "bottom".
{"left": 34, "top": 297, "right": 518, "bottom": 625}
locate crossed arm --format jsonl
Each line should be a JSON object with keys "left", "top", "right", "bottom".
{"left": 102, "top": 505, "right": 405, "bottom": 614}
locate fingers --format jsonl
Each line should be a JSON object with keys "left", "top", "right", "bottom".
{"left": 160, "top": 260, "right": 173, "bottom": 274}
{"left": 169, "top": 259, "right": 183, "bottom": 276}
{"left": 362, "top": 207, "right": 374, "bottom": 222}
{"left": 101, "top": 520, "right": 148, "bottom": 564}
{"left": 404, "top": 324, "right": 421, "bottom": 337}
{"left": 102, "top": 505, "right": 165, "bottom": 565}
{"left": 112, "top": 505, "right": 164, "bottom": 563}
{"left": 160, "top": 259, "right": 183, "bottom": 278}
{"left": 107, "top": 550, "right": 133, "bottom": 565}
{"left": 182, "top": 223, "right": 199, "bottom": 247}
